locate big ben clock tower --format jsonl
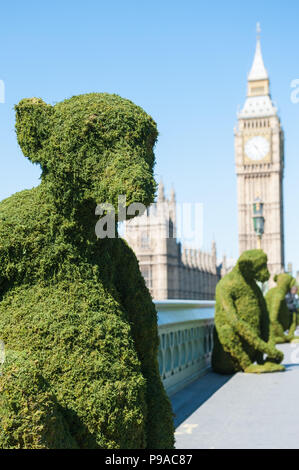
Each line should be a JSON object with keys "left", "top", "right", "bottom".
{"left": 235, "top": 24, "right": 285, "bottom": 278}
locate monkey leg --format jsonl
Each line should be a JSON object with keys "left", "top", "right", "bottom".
{"left": 213, "top": 325, "right": 253, "bottom": 373}
{"left": 269, "top": 322, "right": 289, "bottom": 344}
{"left": 286, "top": 313, "right": 298, "bottom": 342}
{"left": 245, "top": 362, "right": 285, "bottom": 373}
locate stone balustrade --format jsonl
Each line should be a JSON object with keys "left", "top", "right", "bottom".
{"left": 155, "top": 300, "right": 215, "bottom": 396}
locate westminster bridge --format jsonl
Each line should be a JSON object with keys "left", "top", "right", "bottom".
{"left": 156, "top": 300, "right": 299, "bottom": 449}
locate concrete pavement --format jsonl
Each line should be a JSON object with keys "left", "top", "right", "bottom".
{"left": 172, "top": 343, "right": 299, "bottom": 449}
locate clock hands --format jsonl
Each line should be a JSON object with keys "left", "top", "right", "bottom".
{"left": 253, "top": 143, "right": 262, "bottom": 159}
{"left": 245, "top": 136, "right": 269, "bottom": 161}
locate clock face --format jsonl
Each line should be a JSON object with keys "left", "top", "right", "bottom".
{"left": 245, "top": 136, "right": 270, "bottom": 161}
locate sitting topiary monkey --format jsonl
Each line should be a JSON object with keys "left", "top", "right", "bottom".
{"left": 212, "top": 249, "right": 285, "bottom": 374}
{"left": 0, "top": 94, "right": 174, "bottom": 448}
{"left": 265, "top": 273, "right": 297, "bottom": 344}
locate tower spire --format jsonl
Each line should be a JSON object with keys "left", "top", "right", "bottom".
{"left": 170, "top": 185, "right": 176, "bottom": 203}
{"left": 239, "top": 24, "right": 277, "bottom": 117}
{"left": 248, "top": 23, "right": 268, "bottom": 82}
{"left": 256, "top": 22, "right": 261, "bottom": 41}
{"left": 157, "top": 179, "right": 165, "bottom": 203}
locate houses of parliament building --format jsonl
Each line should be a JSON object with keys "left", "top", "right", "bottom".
{"left": 124, "top": 182, "right": 224, "bottom": 300}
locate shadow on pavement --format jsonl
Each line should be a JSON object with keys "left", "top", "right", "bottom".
{"left": 284, "top": 363, "right": 299, "bottom": 370}
{"left": 170, "top": 370, "right": 233, "bottom": 428}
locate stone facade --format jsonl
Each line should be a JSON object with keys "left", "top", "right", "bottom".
{"left": 218, "top": 255, "right": 235, "bottom": 278}
{"left": 124, "top": 183, "right": 220, "bottom": 300}
{"left": 235, "top": 29, "right": 285, "bottom": 281}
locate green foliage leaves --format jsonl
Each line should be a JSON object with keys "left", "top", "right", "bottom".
{"left": 212, "top": 250, "right": 284, "bottom": 374}
{"left": 237, "top": 249, "right": 270, "bottom": 283}
{"left": 15, "top": 93, "right": 158, "bottom": 215}
{"left": 0, "top": 93, "right": 174, "bottom": 448}
{"left": 15, "top": 98, "right": 54, "bottom": 167}
{"left": 265, "top": 273, "right": 296, "bottom": 344}
{"left": 0, "top": 351, "right": 78, "bottom": 449}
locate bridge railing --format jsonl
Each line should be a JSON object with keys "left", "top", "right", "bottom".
{"left": 155, "top": 300, "right": 215, "bottom": 396}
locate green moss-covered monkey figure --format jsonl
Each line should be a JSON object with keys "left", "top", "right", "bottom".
{"left": 212, "top": 249, "right": 285, "bottom": 374}
{"left": 0, "top": 94, "right": 174, "bottom": 448}
{"left": 265, "top": 273, "right": 297, "bottom": 344}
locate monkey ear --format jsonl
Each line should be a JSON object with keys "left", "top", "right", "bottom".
{"left": 273, "top": 274, "right": 278, "bottom": 283}
{"left": 15, "top": 98, "right": 53, "bottom": 167}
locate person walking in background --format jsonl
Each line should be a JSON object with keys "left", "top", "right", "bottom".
{"left": 286, "top": 285, "right": 299, "bottom": 314}
{"left": 293, "top": 285, "right": 299, "bottom": 325}
{"left": 285, "top": 285, "right": 299, "bottom": 337}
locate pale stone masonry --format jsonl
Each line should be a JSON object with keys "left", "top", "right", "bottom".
{"left": 235, "top": 28, "right": 285, "bottom": 281}
{"left": 124, "top": 182, "right": 220, "bottom": 300}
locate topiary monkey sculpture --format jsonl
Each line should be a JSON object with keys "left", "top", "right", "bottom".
{"left": 212, "top": 249, "right": 285, "bottom": 374}
{"left": 0, "top": 93, "right": 174, "bottom": 449}
{"left": 265, "top": 273, "right": 297, "bottom": 344}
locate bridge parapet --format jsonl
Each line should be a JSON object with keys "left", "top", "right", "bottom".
{"left": 155, "top": 300, "right": 215, "bottom": 396}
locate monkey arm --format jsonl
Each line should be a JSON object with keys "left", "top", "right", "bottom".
{"left": 268, "top": 295, "right": 281, "bottom": 323}
{"left": 260, "top": 299, "right": 270, "bottom": 343}
{"left": 267, "top": 296, "right": 287, "bottom": 344}
{"left": 0, "top": 351, "right": 78, "bottom": 448}
{"left": 222, "top": 294, "right": 281, "bottom": 358}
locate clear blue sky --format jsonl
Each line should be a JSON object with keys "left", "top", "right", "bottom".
{"left": 1, "top": 0, "right": 299, "bottom": 271}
